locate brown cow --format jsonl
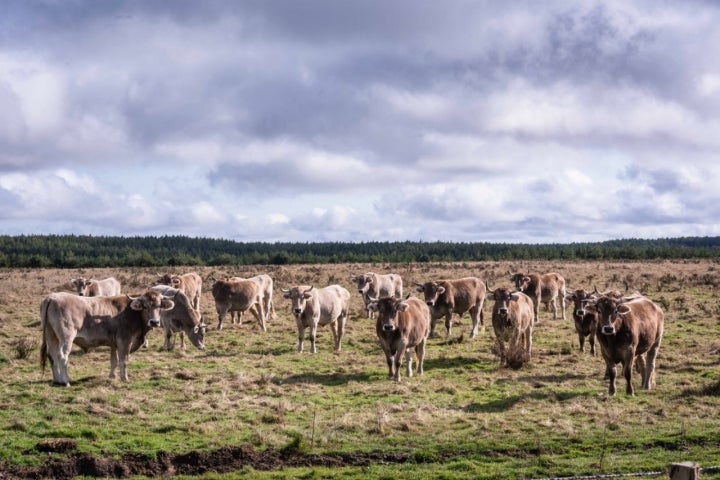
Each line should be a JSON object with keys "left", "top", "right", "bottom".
{"left": 486, "top": 286, "right": 534, "bottom": 368}
{"left": 40, "top": 290, "right": 173, "bottom": 386}
{"left": 351, "top": 272, "right": 403, "bottom": 319}
{"left": 71, "top": 277, "right": 121, "bottom": 297}
{"left": 228, "top": 274, "right": 276, "bottom": 325}
{"left": 587, "top": 295, "right": 664, "bottom": 396}
{"left": 150, "top": 285, "right": 207, "bottom": 351}
{"left": 281, "top": 285, "right": 350, "bottom": 353}
{"left": 414, "top": 277, "right": 486, "bottom": 338}
{"left": 511, "top": 272, "right": 567, "bottom": 323}
{"left": 564, "top": 289, "right": 598, "bottom": 355}
{"left": 211, "top": 278, "right": 265, "bottom": 331}
{"left": 157, "top": 272, "right": 202, "bottom": 311}
{"left": 368, "top": 296, "right": 430, "bottom": 382}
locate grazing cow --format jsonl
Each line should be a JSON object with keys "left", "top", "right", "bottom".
{"left": 510, "top": 272, "right": 567, "bottom": 323}
{"left": 414, "top": 277, "right": 486, "bottom": 338}
{"left": 587, "top": 295, "right": 664, "bottom": 396}
{"left": 71, "top": 277, "right": 121, "bottom": 297}
{"left": 40, "top": 290, "right": 173, "bottom": 386}
{"left": 281, "top": 285, "right": 350, "bottom": 354}
{"left": 351, "top": 272, "right": 403, "bottom": 319}
{"left": 229, "top": 274, "right": 276, "bottom": 324}
{"left": 369, "top": 296, "right": 430, "bottom": 382}
{"left": 486, "top": 286, "right": 534, "bottom": 368}
{"left": 565, "top": 289, "right": 598, "bottom": 355}
{"left": 157, "top": 272, "right": 202, "bottom": 311}
{"left": 150, "top": 285, "right": 207, "bottom": 351}
{"left": 211, "top": 278, "right": 265, "bottom": 331}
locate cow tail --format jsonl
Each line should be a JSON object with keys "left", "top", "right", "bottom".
{"left": 39, "top": 297, "right": 49, "bottom": 375}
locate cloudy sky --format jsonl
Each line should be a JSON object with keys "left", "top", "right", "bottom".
{"left": 1, "top": 1, "right": 719, "bottom": 244}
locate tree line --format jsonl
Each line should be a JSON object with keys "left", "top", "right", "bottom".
{"left": 0, "top": 235, "right": 719, "bottom": 268}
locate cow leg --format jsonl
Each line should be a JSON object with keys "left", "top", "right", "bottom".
{"left": 334, "top": 313, "right": 346, "bottom": 354}
{"left": 496, "top": 338, "right": 506, "bottom": 368}
{"left": 179, "top": 332, "right": 186, "bottom": 351}
{"left": 109, "top": 346, "right": 118, "bottom": 379}
{"left": 622, "top": 349, "right": 636, "bottom": 396}
{"left": 216, "top": 309, "right": 227, "bottom": 330}
{"left": 164, "top": 325, "right": 174, "bottom": 350}
{"left": 252, "top": 301, "right": 266, "bottom": 332}
{"left": 469, "top": 306, "right": 480, "bottom": 338}
{"left": 429, "top": 316, "right": 438, "bottom": 338}
{"left": 560, "top": 294, "right": 566, "bottom": 321}
{"left": 444, "top": 312, "right": 453, "bottom": 339}
{"left": 393, "top": 344, "right": 406, "bottom": 382}
{"left": 48, "top": 333, "right": 70, "bottom": 386}
{"left": 644, "top": 339, "right": 662, "bottom": 389}
{"left": 526, "top": 326, "right": 533, "bottom": 357}
{"left": 578, "top": 332, "right": 585, "bottom": 353}
{"left": 415, "top": 338, "right": 426, "bottom": 376}
{"left": 296, "top": 319, "right": 305, "bottom": 353}
{"left": 118, "top": 347, "right": 130, "bottom": 382}
{"left": 405, "top": 349, "right": 414, "bottom": 378}
{"left": 589, "top": 331, "right": 596, "bottom": 356}
{"left": 550, "top": 298, "right": 558, "bottom": 320}
{"left": 384, "top": 349, "right": 395, "bottom": 379}
{"left": 533, "top": 299, "right": 540, "bottom": 324}
{"left": 606, "top": 362, "right": 617, "bottom": 396}
{"left": 309, "top": 321, "right": 319, "bottom": 354}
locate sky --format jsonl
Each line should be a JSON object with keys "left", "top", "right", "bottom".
{"left": 1, "top": 1, "right": 719, "bottom": 244}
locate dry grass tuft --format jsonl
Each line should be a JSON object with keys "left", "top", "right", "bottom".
{"left": 13, "top": 337, "right": 38, "bottom": 359}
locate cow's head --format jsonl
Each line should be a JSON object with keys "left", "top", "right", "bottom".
{"left": 156, "top": 273, "right": 173, "bottom": 286}
{"left": 368, "top": 297, "right": 409, "bottom": 332}
{"left": 565, "top": 289, "right": 594, "bottom": 318}
{"left": 415, "top": 282, "right": 445, "bottom": 307}
{"left": 282, "top": 286, "right": 314, "bottom": 316}
{"left": 487, "top": 288, "right": 521, "bottom": 325}
{"left": 72, "top": 277, "right": 92, "bottom": 296}
{"left": 129, "top": 290, "right": 175, "bottom": 328}
{"left": 586, "top": 296, "right": 630, "bottom": 335}
{"left": 352, "top": 273, "right": 373, "bottom": 294}
{"left": 510, "top": 273, "right": 531, "bottom": 292}
{"left": 170, "top": 275, "right": 183, "bottom": 288}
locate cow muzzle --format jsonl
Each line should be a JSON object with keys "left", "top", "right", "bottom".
{"left": 148, "top": 319, "right": 161, "bottom": 328}
{"left": 293, "top": 308, "right": 302, "bottom": 315}
{"left": 382, "top": 323, "right": 396, "bottom": 332}
{"left": 426, "top": 301, "right": 434, "bottom": 307}
{"left": 498, "top": 307, "right": 508, "bottom": 315}
{"left": 602, "top": 325, "right": 615, "bottom": 335}
{"left": 575, "top": 309, "right": 585, "bottom": 317}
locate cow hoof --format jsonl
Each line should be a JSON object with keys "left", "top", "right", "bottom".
{"left": 52, "top": 381, "right": 70, "bottom": 387}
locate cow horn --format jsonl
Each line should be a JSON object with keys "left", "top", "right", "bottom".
{"left": 281, "top": 288, "right": 290, "bottom": 293}
{"left": 303, "top": 286, "right": 314, "bottom": 293}
{"left": 484, "top": 280, "right": 494, "bottom": 295}
{"left": 592, "top": 285, "right": 601, "bottom": 295}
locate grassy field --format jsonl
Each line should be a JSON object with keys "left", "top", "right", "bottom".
{"left": 1, "top": 260, "right": 720, "bottom": 479}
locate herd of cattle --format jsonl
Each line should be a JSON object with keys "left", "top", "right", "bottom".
{"left": 39, "top": 270, "right": 664, "bottom": 396}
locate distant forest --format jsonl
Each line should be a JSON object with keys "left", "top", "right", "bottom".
{"left": 0, "top": 235, "right": 719, "bottom": 268}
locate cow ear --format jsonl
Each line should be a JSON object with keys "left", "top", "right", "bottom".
{"left": 617, "top": 304, "right": 631, "bottom": 315}
{"left": 398, "top": 302, "right": 410, "bottom": 312}
{"left": 87, "top": 280, "right": 95, "bottom": 286}
{"left": 130, "top": 299, "right": 144, "bottom": 311}
{"left": 303, "top": 293, "right": 313, "bottom": 299}
{"left": 486, "top": 292, "right": 494, "bottom": 300}
{"left": 564, "top": 293, "right": 575, "bottom": 301}
{"left": 283, "top": 292, "right": 291, "bottom": 299}
{"left": 367, "top": 302, "right": 378, "bottom": 312}
{"left": 510, "top": 293, "right": 521, "bottom": 301}
{"left": 437, "top": 286, "right": 445, "bottom": 295}
{"left": 415, "top": 285, "right": 424, "bottom": 292}
{"left": 160, "top": 298, "right": 175, "bottom": 310}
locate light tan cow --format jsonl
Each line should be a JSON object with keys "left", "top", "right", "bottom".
{"left": 281, "top": 285, "right": 350, "bottom": 354}
{"left": 486, "top": 286, "right": 534, "bottom": 368}
{"left": 40, "top": 290, "right": 173, "bottom": 386}
{"left": 351, "top": 272, "right": 403, "bottom": 319}
{"left": 510, "top": 272, "right": 567, "bottom": 323}
{"left": 228, "top": 274, "right": 275, "bottom": 325}
{"left": 71, "top": 277, "right": 121, "bottom": 297}
{"left": 157, "top": 272, "right": 202, "bottom": 311}
{"left": 587, "top": 295, "right": 664, "bottom": 396}
{"left": 369, "top": 296, "right": 430, "bottom": 382}
{"left": 414, "top": 277, "right": 486, "bottom": 338}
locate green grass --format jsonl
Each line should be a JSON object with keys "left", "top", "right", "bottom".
{"left": 1, "top": 262, "right": 720, "bottom": 478}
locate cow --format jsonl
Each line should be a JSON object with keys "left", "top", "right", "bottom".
{"left": 351, "top": 272, "right": 403, "bottom": 319}
{"left": 586, "top": 295, "right": 664, "bottom": 396}
{"left": 510, "top": 272, "right": 567, "bottom": 323}
{"left": 281, "top": 285, "right": 350, "bottom": 354}
{"left": 414, "top": 277, "right": 486, "bottom": 339}
{"left": 228, "top": 274, "right": 276, "bottom": 325}
{"left": 486, "top": 286, "right": 534, "bottom": 368}
{"left": 157, "top": 272, "right": 202, "bottom": 311}
{"left": 39, "top": 290, "right": 174, "bottom": 386}
{"left": 211, "top": 278, "right": 266, "bottom": 331}
{"left": 71, "top": 277, "right": 121, "bottom": 297}
{"left": 368, "top": 296, "right": 430, "bottom": 383}
{"left": 150, "top": 285, "right": 207, "bottom": 351}
{"left": 565, "top": 289, "right": 598, "bottom": 355}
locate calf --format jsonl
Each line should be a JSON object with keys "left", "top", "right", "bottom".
{"left": 351, "top": 272, "right": 403, "bottom": 319}
{"left": 40, "top": 290, "right": 173, "bottom": 386}
{"left": 150, "top": 285, "right": 207, "bottom": 351}
{"left": 414, "top": 277, "right": 486, "bottom": 338}
{"left": 368, "top": 296, "right": 430, "bottom": 382}
{"left": 157, "top": 272, "right": 202, "bottom": 311}
{"left": 211, "top": 279, "right": 265, "bottom": 331}
{"left": 588, "top": 295, "right": 664, "bottom": 396}
{"left": 486, "top": 287, "right": 534, "bottom": 368}
{"left": 565, "top": 289, "right": 597, "bottom": 355}
{"left": 71, "top": 277, "right": 121, "bottom": 297}
{"left": 281, "top": 285, "right": 350, "bottom": 353}
{"left": 511, "top": 272, "right": 567, "bottom": 323}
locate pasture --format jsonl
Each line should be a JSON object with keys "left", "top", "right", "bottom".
{"left": 1, "top": 260, "right": 720, "bottom": 479}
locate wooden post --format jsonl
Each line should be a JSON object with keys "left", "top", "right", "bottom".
{"left": 669, "top": 461, "right": 700, "bottom": 480}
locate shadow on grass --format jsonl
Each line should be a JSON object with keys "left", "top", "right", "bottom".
{"left": 422, "top": 355, "right": 487, "bottom": 371}
{"left": 464, "top": 391, "right": 551, "bottom": 413}
{"left": 279, "top": 371, "right": 374, "bottom": 386}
